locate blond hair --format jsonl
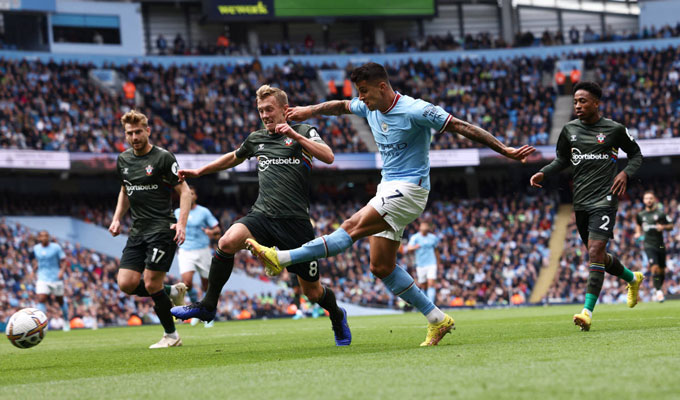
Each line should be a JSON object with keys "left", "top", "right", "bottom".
{"left": 120, "top": 110, "right": 149, "bottom": 128}
{"left": 256, "top": 85, "right": 288, "bottom": 106}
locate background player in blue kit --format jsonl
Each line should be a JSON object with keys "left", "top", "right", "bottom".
{"left": 174, "top": 186, "right": 220, "bottom": 327}
{"left": 407, "top": 221, "right": 441, "bottom": 303}
{"left": 33, "top": 230, "right": 70, "bottom": 331}
{"left": 247, "top": 62, "right": 535, "bottom": 346}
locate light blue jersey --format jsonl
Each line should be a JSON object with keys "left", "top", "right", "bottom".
{"left": 349, "top": 93, "right": 452, "bottom": 190}
{"left": 33, "top": 242, "right": 65, "bottom": 282}
{"left": 175, "top": 205, "right": 219, "bottom": 250}
{"left": 408, "top": 232, "right": 440, "bottom": 267}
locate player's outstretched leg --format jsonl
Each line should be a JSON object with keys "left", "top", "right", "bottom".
{"left": 604, "top": 253, "right": 643, "bottom": 308}
{"left": 171, "top": 249, "right": 233, "bottom": 322}
{"left": 246, "top": 228, "right": 353, "bottom": 276}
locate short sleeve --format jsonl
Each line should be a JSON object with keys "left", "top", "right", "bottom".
{"left": 116, "top": 155, "right": 124, "bottom": 184}
{"left": 349, "top": 98, "right": 369, "bottom": 118}
{"left": 234, "top": 135, "right": 254, "bottom": 159}
{"left": 408, "top": 235, "right": 417, "bottom": 246}
{"left": 305, "top": 127, "right": 326, "bottom": 144}
{"left": 635, "top": 214, "right": 642, "bottom": 226}
{"left": 204, "top": 208, "right": 219, "bottom": 228}
{"left": 161, "top": 151, "right": 180, "bottom": 186}
{"left": 410, "top": 100, "right": 452, "bottom": 133}
{"left": 57, "top": 245, "right": 66, "bottom": 260}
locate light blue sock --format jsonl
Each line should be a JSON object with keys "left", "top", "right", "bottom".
{"left": 427, "top": 287, "right": 436, "bottom": 303}
{"left": 285, "top": 228, "right": 353, "bottom": 266}
{"left": 382, "top": 266, "right": 435, "bottom": 316}
{"left": 61, "top": 302, "right": 69, "bottom": 322}
{"left": 37, "top": 303, "right": 47, "bottom": 313}
{"left": 188, "top": 288, "right": 199, "bottom": 303}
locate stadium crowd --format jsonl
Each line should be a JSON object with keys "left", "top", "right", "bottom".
{"left": 544, "top": 183, "right": 680, "bottom": 304}
{"left": 150, "top": 24, "right": 680, "bottom": 56}
{"left": 3, "top": 43, "right": 680, "bottom": 155}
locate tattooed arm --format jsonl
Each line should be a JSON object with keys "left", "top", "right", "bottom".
{"left": 286, "top": 101, "right": 352, "bottom": 121}
{"left": 443, "top": 117, "right": 535, "bottom": 162}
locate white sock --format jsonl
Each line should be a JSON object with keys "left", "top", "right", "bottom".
{"left": 165, "top": 331, "right": 179, "bottom": 339}
{"left": 169, "top": 286, "right": 179, "bottom": 297}
{"left": 278, "top": 250, "right": 292, "bottom": 266}
{"left": 425, "top": 307, "right": 446, "bottom": 324}
{"left": 582, "top": 308, "right": 592, "bottom": 318}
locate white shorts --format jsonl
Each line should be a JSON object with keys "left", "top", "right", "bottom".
{"left": 178, "top": 247, "right": 212, "bottom": 279}
{"left": 368, "top": 180, "right": 429, "bottom": 241}
{"left": 416, "top": 264, "right": 437, "bottom": 283}
{"left": 36, "top": 280, "right": 64, "bottom": 297}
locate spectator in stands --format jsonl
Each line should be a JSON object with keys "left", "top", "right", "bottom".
{"left": 569, "top": 26, "right": 580, "bottom": 44}
{"left": 156, "top": 34, "right": 167, "bottom": 55}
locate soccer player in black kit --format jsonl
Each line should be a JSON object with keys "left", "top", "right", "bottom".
{"left": 635, "top": 191, "right": 673, "bottom": 302}
{"left": 530, "top": 81, "right": 644, "bottom": 331}
{"left": 109, "top": 110, "right": 192, "bottom": 348}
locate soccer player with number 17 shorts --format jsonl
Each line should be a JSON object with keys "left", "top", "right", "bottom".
{"left": 246, "top": 62, "right": 535, "bottom": 346}
{"left": 530, "top": 81, "right": 644, "bottom": 331}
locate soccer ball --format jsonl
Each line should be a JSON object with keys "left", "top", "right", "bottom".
{"left": 5, "top": 308, "right": 48, "bottom": 349}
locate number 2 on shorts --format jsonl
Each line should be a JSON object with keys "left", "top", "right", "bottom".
{"left": 599, "top": 215, "right": 610, "bottom": 231}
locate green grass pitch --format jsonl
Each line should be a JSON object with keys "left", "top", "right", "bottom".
{"left": 2, "top": 302, "right": 679, "bottom": 400}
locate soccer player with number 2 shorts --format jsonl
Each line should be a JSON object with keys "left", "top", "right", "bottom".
{"left": 246, "top": 62, "right": 535, "bottom": 346}
{"left": 531, "top": 81, "right": 644, "bottom": 331}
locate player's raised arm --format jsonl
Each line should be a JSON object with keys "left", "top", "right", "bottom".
{"left": 286, "top": 100, "right": 352, "bottom": 121}
{"left": 178, "top": 151, "right": 245, "bottom": 181}
{"left": 275, "top": 123, "right": 334, "bottom": 164}
{"left": 109, "top": 185, "right": 129, "bottom": 236}
{"left": 443, "top": 117, "right": 535, "bottom": 162}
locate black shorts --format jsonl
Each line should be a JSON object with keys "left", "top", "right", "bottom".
{"left": 120, "top": 230, "right": 177, "bottom": 273}
{"left": 236, "top": 212, "right": 319, "bottom": 283}
{"left": 575, "top": 207, "right": 617, "bottom": 244}
{"left": 644, "top": 247, "right": 667, "bottom": 269}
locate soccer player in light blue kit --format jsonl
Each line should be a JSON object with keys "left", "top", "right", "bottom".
{"left": 247, "top": 62, "right": 535, "bottom": 346}
{"left": 174, "top": 186, "right": 220, "bottom": 327}
{"left": 407, "top": 221, "right": 441, "bottom": 303}
{"left": 33, "top": 230, "right": 70, "bottom": 331}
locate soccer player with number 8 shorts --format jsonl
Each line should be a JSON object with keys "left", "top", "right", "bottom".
{"left": 246, "top": 63, "right": 535, "bottom": 346}
{"left": 530, "top": 81, "right": 644, "bottom": 331}
{"left": 170, "top": 86, "right": 352, "bottom": 346}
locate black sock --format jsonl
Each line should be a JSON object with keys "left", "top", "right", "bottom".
{"left": 150, "top": 289, "right": 176, "bottom": 334}
{"left": 586, "top": 270, "right": 605, "bottom": 298}
{"left": 293, "top": 292, "right": 301, "bottom": 308}
{"left": 604, "top": 253, "right": 624, "bottom": 276}
{"left": 202, "top": 248, "right": 234, "bottom": 310}
{"left": 131, "top": 280, "right": 171, "bottom": 297}
{"left": 316, "top": 286, "right": 343, "bottom": 321}
{"left": 132, "top": 280, "right": 150, "bottom": 297}
{"left": 652, "top": 273, "right": 664, "bottom": 290}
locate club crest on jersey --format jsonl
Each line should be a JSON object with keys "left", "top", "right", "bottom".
{"left": 596, "top": 133, "right": 606, "bottom": 143}
{"left": 285, "top": 138, "right": 293, "bottom": 146}
{"left": 381, "top": 122, "right": 389, "bottom": 132}
{"left": 145, "top": 165, "right": 153, "bottom": 175}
